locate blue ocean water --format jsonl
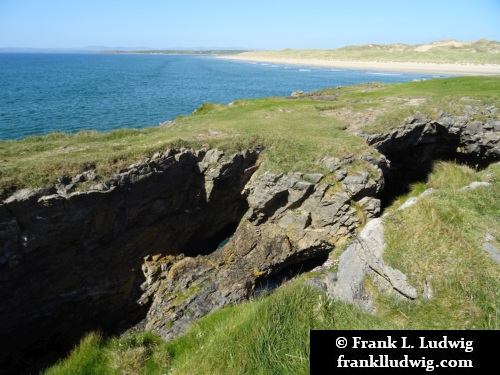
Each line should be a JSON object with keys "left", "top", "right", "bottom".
{"left": 0, "top": 53, "right": 443, "bottom": 140}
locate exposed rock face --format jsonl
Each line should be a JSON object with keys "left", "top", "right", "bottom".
{"left": 326, "top": 218, "right": 417, "bottom": 312}
{"left": 362, "top": 112, "right": 500, "bottom": 161}
{"left": 358, "top": 111, "right": 500, "bottom": 206}
{"left": 1, "top": 105, "right": 499, "bottom": 372}
{"left": 143, "top": 166, "right": 386, "bottom": 339}
{"left": 0, "top": 147, "right": 260, "bottom": 369}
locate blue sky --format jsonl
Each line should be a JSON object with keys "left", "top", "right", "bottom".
{"left": 0, "top": 0, "right": 499, "bottom": 49}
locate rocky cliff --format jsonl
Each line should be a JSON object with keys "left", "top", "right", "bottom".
{"left": 0, "top": 107, "right": 498, "bottom": 371}
{"left": 141, "top": 161, "right": 385, "bottom": 340}
{"left": 141, "top": 109, "right": 499, "bottom": 342}
{"left": 0, "top": 147, "right": 260, "bottom": 369}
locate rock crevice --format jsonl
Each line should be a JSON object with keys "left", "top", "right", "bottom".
{"left": 142, "top": 166, "right": 386, "bottom": 339}
{"left": 359, "top": 111, "right": 500, "bottom": 206}
{"left": 0, "top": 147, "right": 260, "bottom": 370}
{"left": 1, "top": 105, "right": 499, "bottom": 372}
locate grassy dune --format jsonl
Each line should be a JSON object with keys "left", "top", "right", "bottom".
{"left": 237, "top": 38, "right": 500, "bottom": 64}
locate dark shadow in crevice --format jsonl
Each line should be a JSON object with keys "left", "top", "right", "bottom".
{"left": 204, "top": 221, "right": 239, "bottom": 255}
{"left": 254, "top": 254, "right": 329, "bottom": 296}
{"left": 378, "top": 142, "right": 497, "bottom": 210}
{"left": 0, "top": 297, "right": 151, "bottom": 375}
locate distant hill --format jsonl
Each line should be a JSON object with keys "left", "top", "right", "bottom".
{"left": 340, "top": 38, "right": 500, "bottom": 54}
{"left": 237, "top": 38, "right": 500, "bottom": 64}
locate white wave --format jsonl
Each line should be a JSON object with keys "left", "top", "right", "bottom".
{"left": 366, "top": 72, "right": 403, "bottom": 76}
{"left": 299, "top": 69, "right": 311, "bottom": 72}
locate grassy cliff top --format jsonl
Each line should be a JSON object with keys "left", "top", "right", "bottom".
{"left": 238, "top": 38, "right": 500, "bottom": 64}
{"left": 44, "top": 161, "right": 500, "bottom": 375}
{"left": 19, "top": 74, "right": 500, "bottom": 374}
{"left": 1, "top": 76, "right": 500, "bottom": 198}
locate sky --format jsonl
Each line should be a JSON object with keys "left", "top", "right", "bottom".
{"left": 0, "top": 0, "right": 499, "bottom": 50}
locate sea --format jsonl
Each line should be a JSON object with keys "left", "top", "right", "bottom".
{"left": 0, "top": 53, "right": 445, "bottom": 140}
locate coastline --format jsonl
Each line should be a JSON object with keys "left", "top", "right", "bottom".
{"left": 216, "top": 55, "right": 500, "bottom": 76}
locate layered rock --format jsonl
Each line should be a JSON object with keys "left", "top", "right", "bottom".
{"left": 0, "top": 147, "right": 260, "bottom": 369}
{"left": 362, "top": 112, "right": 500, "bottom": 161}
{"left": 1, "top": 103, "right": 499, "bottom": 372}
{"left": 143, "top": 159, "right": 386, "bottom": 339}
{"left": 325, "top": 218, "right": 417, "bottom": 312}
{"left": 359, "top": 111, "right": 500, "bottom": 204}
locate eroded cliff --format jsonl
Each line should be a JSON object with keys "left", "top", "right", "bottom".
{"left": 0, "top": 108, "right": 498, "bottom": 372}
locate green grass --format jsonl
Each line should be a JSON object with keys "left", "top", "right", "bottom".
{"left": 381, "top": 161, "right": 500, "bottom": 329}
{"left": 44, "top": 284, "right": 395, "bottom": 375}
{"left": 44, "top": 161, "right": 500, "bottom": 374}
{"left": 29, "top": 77, "right": 500, "bottom": 374}
{"left": 318, "top": 76, "right": 500, "bottom": 134}
{"left": 2, "top": 76, "right": 499, "bottom": 199}
{"left": 0, "top": 97, "right": 372, "bottom": 199}
{"left": 239, "top": 38, "right": 500, "bottom": 64}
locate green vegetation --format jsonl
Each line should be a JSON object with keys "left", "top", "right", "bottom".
{"left": 1, "top": 76, "right": 499, "bottom": 199}
{"left": 238, "top": 38, "right": 500, "bottom": 64}
{"left": 36, "top": 75, "right": 500, "bottom": 374}
{"left": 44, "top": 161, "right": 500, "bottom": 374}
{"left": 44, "top": 284, "right": 394, "bottom": 375}
{"left": 381, "top": 161, "right": 500, "bottom": 329}
{"left": 0, "top": 95, "right": 370, "bottom": 199}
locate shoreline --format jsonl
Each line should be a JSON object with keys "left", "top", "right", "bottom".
{"left": 216, "top": 55, "right": 500, "bottom": 76}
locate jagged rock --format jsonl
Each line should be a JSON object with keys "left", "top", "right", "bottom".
{"left": 394, "top": 188, "right": 436, "bottom": 212}
{"left": 143, "top": 165, "right": 382, "bottom": 340}
{"left": 321, "top": 156, "right": 354, "bottom": 172}
{"left": 365, "top": 112, "right": 500, "bottom": 162}
{"left": 335, "top": 169, "right": 348, "bottom": 181}
{"left": 341, "top": 172, "right": 380, "bottom": 199}
{"left": 144, "top": 220, "right": 299, "bottom": 339}
{"left": 72, "top": 169, "right": 98, "bottom": 184}
{"left": 360, "top": 153, "right": 391, "bottom": 175}
{"left": 321, "top": 157, "right": 342, "bottom": 172}
{"left": 327, "top": 218, "right": 417, "bottom": 312}
{"left": 202, "top": 148, "right": 224, "bottom": 164}
{"left": 435, "top": 115, "right": 455, "bottom": 127}
{"left": 0, "top": 147, "right": 261, "bottom": 365}
{"left": 4, "top": 187, "right": 56, "bottom": 204}
{"left": 405, "top": 112, "right": 430, "bottom": 125}
{"left": 358, "top": 196, "right": 381, "bottom": 218}
{"left": 2, "top": 104, "right": 498, "bottom": 368}
{"left": 464, "top": 105, "right": 478, "bottom": 116}
{"left": 88, "top": 182, "right": 109, "bottom": 191}
{"left": 304, "top": 173, "right": 323, "bottom": 184}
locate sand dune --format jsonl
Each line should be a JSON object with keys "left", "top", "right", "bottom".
{"left": 217, "top": 55, "right": 500, "bottom": 76}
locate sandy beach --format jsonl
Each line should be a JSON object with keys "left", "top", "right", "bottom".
{"left": 217, "top": 55, "right": 500, "bottom": 76}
